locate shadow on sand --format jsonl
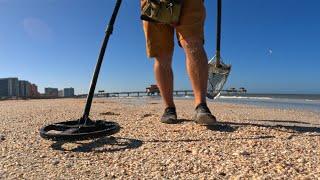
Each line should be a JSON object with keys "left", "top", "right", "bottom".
{"left": 210, "top": 120, "right": 320, "bottom": 134}
{"left": 175, "top": 118, "right": 193, "bottom": 124}
{"left": 51, "top": 136, "right": 142, "bottom": 153}
{"left": 144, "top": 135, "right": 276, "bottom": 143}
{"left": 50, "top": 119, "right": 319, "bottom": 150}
{"left": 145, "top": 118, "right": 320, "bottom": 143}
{"left": 165, "top": 118, "right": 320, "bottom": 134}
{"left": 250, "top": 119, "right": 318, "bottom": 125}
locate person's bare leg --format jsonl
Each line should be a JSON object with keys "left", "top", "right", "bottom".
{"left": 154, "top": 54, "right": 175, "bottom": 108}
{"left": 180, "top": 38, "right": 216, "bottom": 125}
{"left": 180, "top": 38, "right": 208, "bottom": 107}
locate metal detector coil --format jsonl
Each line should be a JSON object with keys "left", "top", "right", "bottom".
{"left": 40, "top": 120, "right": 120, "bottom": 141}
{"left": 40, "top": 0, "right": 122, "bottom": 141}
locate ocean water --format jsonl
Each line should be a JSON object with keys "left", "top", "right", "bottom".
{"left": 210, "top": 94, "right": 320, "bottom": 113}
{"left": 110, "top": 94, "right": 320, "bottom": 113}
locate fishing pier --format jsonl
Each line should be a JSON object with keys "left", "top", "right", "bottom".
{"left": 77, "top": 88, "right": 247, "bottom": 98}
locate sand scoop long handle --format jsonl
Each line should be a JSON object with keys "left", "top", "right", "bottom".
{"left": 82, "top": 0, "right": 122, "bottom": 120}
{"left": 215, "top": 0, "right": 222, "bottom": 66}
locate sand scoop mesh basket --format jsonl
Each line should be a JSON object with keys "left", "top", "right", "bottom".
{"left": 207, "top": 56, "right": 231, "bottom": 99}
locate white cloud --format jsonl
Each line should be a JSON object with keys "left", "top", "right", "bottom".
{"left": 23, "top": 17, "right": 53, "bottom": 40}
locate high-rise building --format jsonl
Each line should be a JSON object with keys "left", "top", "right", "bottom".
{"left": 57, "top": 88, "right": 75, "bottom": 98}
{"left": 19, "top": 80, "right": 31, "bottom": 98}
{"left": 30, "top": 84, "right": 39, "bottom": 98}
{"left": 45, "top": 87, "right": 58, "bottom": 98}
{"left": 0, "top": 78, "right": 19, "bottom": 98}
{"left": 63, "top": 88, "right": 75, "bottom": 97}
{"left": 58, "top": 90, "right": 64, "bottom": 97}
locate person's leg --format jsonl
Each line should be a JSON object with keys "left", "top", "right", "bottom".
{"left": 154, "top": 55, "right": 177, "bottom": 123}
{"left": 180, "top": 38, "right": 208, "bottom": 107}
{"left": 175, "top": 0, "right": 216, "bottom": 124}
{"left": 142, "top": 17, "right": 178, "bottom": 123}
{"left": 180, "top": 39, "right": 216, "bottom": 125}
{"left": 180, "top": 38, "right": 216, "bottom": 125}
{"left": 154, "top": 54, "right": 175, "bottom": 108}
{"left": 175, "top": 0, "right": 207, "bottom": 107}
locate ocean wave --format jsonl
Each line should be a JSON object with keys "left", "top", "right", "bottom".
{"left": 305, "top": 99, "right": 313, "bottom": 102}
{"left": 217, "top": 96, "right": 273, "bottom": 100}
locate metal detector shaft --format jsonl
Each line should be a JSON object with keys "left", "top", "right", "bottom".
{"left": 82, "top": 0, "right": 122, "bottom": 120}
{"left": 216, "top": 0, "right": 222, "bottom": 66}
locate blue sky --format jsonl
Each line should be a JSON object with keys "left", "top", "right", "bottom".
{"left": 1, "top": 0, "right": 320, "bottom": 94}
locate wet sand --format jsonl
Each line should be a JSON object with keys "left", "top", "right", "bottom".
{"left": 0, "top": 98, "right": 319, "bottom": 179}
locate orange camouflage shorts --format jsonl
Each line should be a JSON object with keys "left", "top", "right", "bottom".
{"left": 141, "top": 0, "right": 206, "bottom": 58}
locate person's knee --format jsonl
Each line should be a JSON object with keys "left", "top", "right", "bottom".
{"left": 154, "top": 53, "right": 173, "bottom": 69}
{"left": 180, "top": 37, "right": 204, "bottom": 51}
{"left": 180, "top": 37, "right": 206, "bottom": 61}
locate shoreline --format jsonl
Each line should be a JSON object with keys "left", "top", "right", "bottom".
{"left": 2, "top": 93, "right": 320, "bottom": 113}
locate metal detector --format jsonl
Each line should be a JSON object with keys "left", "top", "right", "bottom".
{"left": 40, "top": 0, "right": 122, "bottom": 141}
{"left": 207, "top": 0, "right": 232, "bottom": 99}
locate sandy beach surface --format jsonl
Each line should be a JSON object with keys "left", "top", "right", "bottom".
{"left": 0, "top": 98, "right": 319, "bottom": 179}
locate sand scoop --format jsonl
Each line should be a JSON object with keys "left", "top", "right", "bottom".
{"left": 40, "top": 0, "right": 122, "bottom": 141}
{"left": 207, "top": 0, "right": 231, "bottom": 99}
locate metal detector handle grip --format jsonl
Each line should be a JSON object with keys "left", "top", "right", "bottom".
{"left": 216, "top": 0, "right": 222, "bottom": 66}
{"left": 82, "top": 0, "right": 122, "bottom": 120}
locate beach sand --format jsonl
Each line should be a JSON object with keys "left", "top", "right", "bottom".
{"left": 0, "top": 98, "right": 319, "bottom": 179}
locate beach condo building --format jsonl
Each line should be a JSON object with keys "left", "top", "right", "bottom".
{"left": 19, "top": 80, "right": 31, "bottom": 98}
{"left": 58, "top": 90, "right": 64, "bottom": 97}
{"left": 58, "top": 88, "right": 74, "bottom": 98}
{"left": 0, "top": 77, "right": 20, "bottom": 98}
{"left": 63, "top": 88, "right": 75, "bottom": 97}
{"left": 30, "top": 84, "right": 40, "bottom": 98}
{"left": 45, "top": 87, "right": 58, "bottom": 98}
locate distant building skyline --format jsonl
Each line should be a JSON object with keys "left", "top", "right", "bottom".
{"left": 0, "top": 77, "right": 76, "bottom": 99}
{"left": 0, "top": 77, "right": 40, "bottom": 99}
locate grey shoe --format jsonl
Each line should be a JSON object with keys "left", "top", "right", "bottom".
{"left": 193, "top": 103, "right": 217, "bottom": 125}
{"left": 161, "top": 107, "right": 178, "bottom": 124}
